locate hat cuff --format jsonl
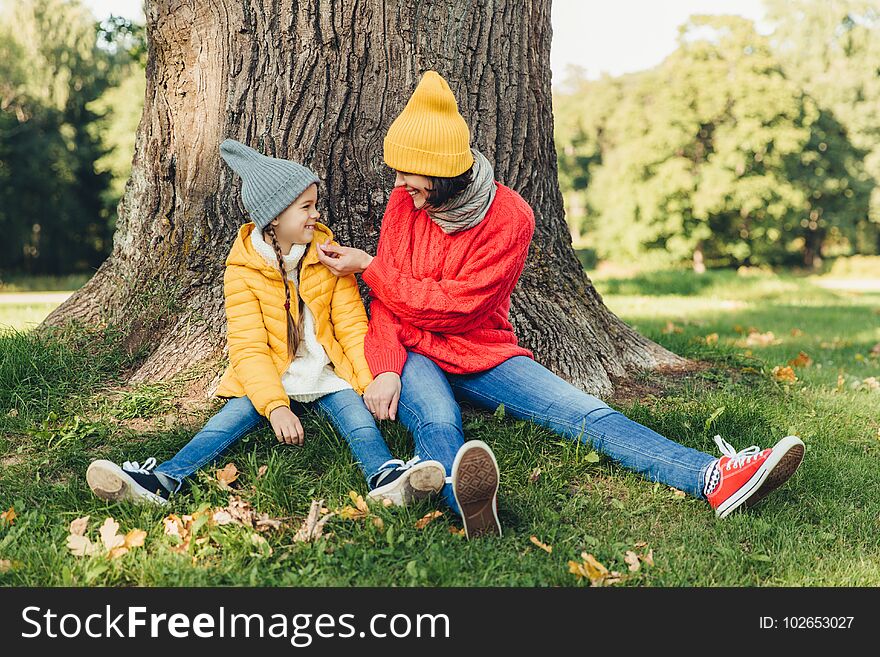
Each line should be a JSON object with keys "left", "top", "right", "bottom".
{"left": 383, "top": 139, "right": 474, "bottom": 178}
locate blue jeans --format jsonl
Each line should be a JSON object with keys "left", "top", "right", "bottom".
{"left": 155, "top": 390, "right": 394, "bottom": 490}
{"left": 397, "top": 352, "right": 716, "bottom": 514}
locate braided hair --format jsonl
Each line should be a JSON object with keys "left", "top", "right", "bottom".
{"left": 264, "top": 224, "right": 305, "bottom": 361}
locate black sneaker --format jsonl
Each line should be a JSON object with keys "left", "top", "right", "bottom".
{"left": 367, "top": 457, "right": 445, "bottom": 506}
{"left": 86, "top": 458, "right": 172, "bottom": 505}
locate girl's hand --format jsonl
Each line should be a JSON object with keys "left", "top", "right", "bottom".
{"left": 268, "top": 406, "right": 305, "bottom": 446}
{"left": 316, "top": 241, "right": 373, "bottom": 276}
{"left": 363, "top": 372, "right": 401, "bottom": 421}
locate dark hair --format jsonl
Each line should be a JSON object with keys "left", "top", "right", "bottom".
{"left": 401, "top": 166, "right": 474, "bottom": 207}
{"left": 264, "top": 224, "right": 304, "bottom": 361}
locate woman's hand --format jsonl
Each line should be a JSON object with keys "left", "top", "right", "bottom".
{"left": 268, "top": 405, "right": 305, "bottom": 446}
{"left": 316, "top": 241, "right": 373, "bottom": 276}
{"left": 363, "top": 372, "right": 401, "bottom": 421}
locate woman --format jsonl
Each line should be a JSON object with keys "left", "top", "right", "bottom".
{"left": 316, "top": 71, "right": 805, "bottom": 539}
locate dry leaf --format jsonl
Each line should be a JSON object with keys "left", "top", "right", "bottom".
{"left": 371, "top": 517, "right": 385, "bottom": 530}
{"left": 624, "top": 550, "right": 641, "bottom": 572}
{"left": 293, "top": 499, "right": 335, "bottom": 543}
{"left": 790, "top": 327, "right": 803, "bottom": 337}
{"left": 662, "top": 321, "right": 684, "bottom": 335}
{"left": 634, "top": 540, "right": 648, "bottom": 548}
{"left": 568, "top": 552, "right": 623, "bottom": 587}
{"left": 69, "top": 515, "right": 89, "bottom": 536}
{"left": 1, "top": 507, "right": 16, "bottom": 525}
{"left": 642, "top": 548, "right": 655, "bottom": 567}
{"left": 212, "top": 510, "right": 235, "bottom": 525}
{"left": 529, "top": 467, "right": 542, "bottom": 484}
{"left": 670, "top": 487, "right": 686, "bottom": 499}
{"left": 788, "top": 352, "right": 812, "bottom": 368}
{"left": 448, "top": 526, "right": 465, "bottom": 537}
{"left": 124, "top": 529, "right": 147, "bottom": 548}
{"left": 67, "top": 534, "right": 99, "bottom": 557}
{"left": 339, "top": 491, "right": 370, "bottom": 520}
{"left": 99, "top": 518, "right": 125, "bottom": 551}
{"left": 863, "top": 377, "right": 880, "bottom": 391}
{"left": 733, "top": 324, "right": 745, "bottom": 335}
{"left": 216, "top": 463, "right": 239, "bottom": 489}
{"left": 227, "top": 496, "right": 255, "bottom": 527}
{"left": 381, "top": 498, "right": 393, "bottom": 508}
{"left": 0, "top": 559, "right": 12, "bottom": 572}
{"left": 705, "top": 333, "right": 719, "bottom": 345}
{"left": 871, "top": 343, "right": 880, "bottom": 356}
{"left": 255, "top": 514, "right": 283, "bottom": 532}
{"left": 530, "top": 536, "right": 552, "bottom": 554}
{"left": 108, "top": 546, "right": 129, "bottom": 560}
{"left": 5, "top": 408, "right": 18, "bottom": 418}
{"left": 772, "top": 366, "right": 797, "bottom": 383}
{"left": 257, "top": 465, "right": 268, "bottom": 478}
{"left": 415, "top": 511, "right": 444, "bottom": 530}
{"left": 745, "top": 330, "right": 779, "bottom": 347}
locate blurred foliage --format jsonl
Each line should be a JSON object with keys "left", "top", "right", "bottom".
{"left": 555, "top": 3, "right": 880, "bottom": 269}
{"left": 0, "top": 0, "right": 145, "bottom": 276}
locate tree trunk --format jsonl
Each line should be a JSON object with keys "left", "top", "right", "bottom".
{"left": 43, "top": 0, "right": 684, "bottom": 396}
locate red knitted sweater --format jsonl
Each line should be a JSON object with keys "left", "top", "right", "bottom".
{"left": 362, "top": 182, "right": 535, "bottom": 376}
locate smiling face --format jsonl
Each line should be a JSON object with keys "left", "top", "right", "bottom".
{"left": 269, "top": 184, "right": 320, "bottom": 249}
{"left": 394, "top": 171, "right": 434, "bottom": 209}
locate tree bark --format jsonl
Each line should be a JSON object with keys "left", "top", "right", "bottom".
{"left": 43, "top": 0, "right": 684, "bottom": 396}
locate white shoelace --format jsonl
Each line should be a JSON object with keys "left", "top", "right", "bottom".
{"left": 122, "top": 457, "right": 157, "bottom": 474}
{"left": 713, "top": 435, "right": 762, "bottom": 470}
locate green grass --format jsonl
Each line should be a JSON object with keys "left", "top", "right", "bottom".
{"left": 1, "top": 268, "right": 878, "bottom": 586}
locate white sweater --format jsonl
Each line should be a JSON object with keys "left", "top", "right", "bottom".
{"left": 250, "top": 230, "right": 352, "bottom": 403}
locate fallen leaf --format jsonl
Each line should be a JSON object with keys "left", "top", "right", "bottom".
{"left": 371, "top": 516, "right": 385, "bottom": 530}
{"left": 642, "top": 548, "right": 655, "bottom": 567}
{"left": 788, "top": 352, "right": 812, "bottom": 368}
{"left": 705, "top": 333, "right": 719, "bottom": 345}
{"left": 448, "top": 526, "right": 465, "bottom": 537}
{"left": 339, "top": 491, "right": 370, "bottom": 520}
{"left": 250, "top": 532, "right": 272, "bottom": 556}
{"left": 226, "top": 496, "right": 255, "bottom": 527}
{"left": 871, "top": 343, "right": 880, "bottom": 356}
{"left": 69, "top": 516, "right": 89, "bottom": 536}
{"left": 662, "top": 321, "right": 684, "bottom": 335}
{"left": 669, "top": 487, "right": 686, "bottom": 499}
{"left": 381, "top": 498, "right": 393, "bottom": 508}
{"left": 415, "top": 511, "right": 444, "bottom": 529}
{"left": 5, "top": 408, "right": 18, "bottom": 418}
{"left": 211, "top": 510, "right": 235, "bottom": 525}
{"left": 790, "top": 328, "right": 803, "bottom": 337}
{"left": 745, "top": 330, "right": 779, "bottom": 347}
{"left": 0, "top": 559, "right": 12, "bottom": 572}
{"left": 772, "top": 366, "right": 797, "bottom": 383}
{"left": 624, "top": 550, "right": 641, "bottom": 572}
{"left": 863, "top": 377, "right": 880, "bottom": 391}
{"left": 568, "top": 552, "right": 623, "bottom": 587}
{"left": 529, "top": 467, "right": 541, "bottom": 484}
{"left": 733, "top": 324, "right": 745, "bottom": 335}
{"left": 107, "top": 546, "right": 129, "bottom": 560}
{"left": 99, "top": 518, "right": 125, "bottom": 551}
{"left": 216, "top": 463, "right": 239, "bottom": 489}
{"left": 255, "top": 514, "right": 283, "bottom": 532}
{"left": 1, "top": 507, "right": 16, "bottom": 525}
{"left": 530, "top": 536, "right": 552, "bottom": 554}
{"left": 634, "top": 540, "right": 648, "bottom": 549}
{"left": 163, "top": 514, "right": 187, "bottom": 540}
{"left": 257, "top": 465, "right": 268, "bottom": 478}
{"left": 293, "top": 499, "right": 336, "bottom": 543}
{"left": 124, "top": 529, "right": 147, "bottom": 548}
{"left": 66, "top": 534, "right": 99, "bottom": 557}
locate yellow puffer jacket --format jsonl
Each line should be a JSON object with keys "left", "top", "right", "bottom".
{"left": 215, "top": 222, "right": 374, "bottom": 418}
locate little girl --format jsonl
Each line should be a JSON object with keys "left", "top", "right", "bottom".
{"left": 86, "top": 139, "right": 444, "bottom": 506}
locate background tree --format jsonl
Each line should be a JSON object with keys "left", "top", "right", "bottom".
{"left": 44, "top": 0, "right": 683, "bottom": 395}
{"left": 555, "top": 14, "right": 870, "bottom": 269}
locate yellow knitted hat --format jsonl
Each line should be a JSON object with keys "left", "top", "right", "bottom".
{"left": 383, "top": 71, "right": 474, "bottom": 177}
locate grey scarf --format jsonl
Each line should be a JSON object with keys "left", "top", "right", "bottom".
{"left": 425, "top": 149, "right": 497, "bottom": 234}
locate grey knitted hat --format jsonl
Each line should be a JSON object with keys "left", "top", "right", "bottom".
{"left": 219, "top": 138, "right": 320, "bottom": 230}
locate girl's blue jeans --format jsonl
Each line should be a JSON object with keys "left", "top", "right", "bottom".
{"left": 154, "top": 389, "right": 394, "bottom": 490}
{"left": 396, "top": 353, "right": 716, "bottom": 514}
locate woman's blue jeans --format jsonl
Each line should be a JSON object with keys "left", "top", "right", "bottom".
{"left": 397, "top": 352, "right": 716, "bottom": 514}
{"left": 154, "top": 390, "right": 394, "bottom": 490}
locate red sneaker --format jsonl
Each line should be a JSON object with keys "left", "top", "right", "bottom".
{"left": 706, "top": 435, "right": 805, "bottom": 519}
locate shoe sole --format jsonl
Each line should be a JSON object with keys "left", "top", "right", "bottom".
{"left": 86, "top": 460, "right": 168, "bottom": 506}
{"left": 451, "top": 441, "right": 501, "bottom": 539}
{"left": 367, "top": 460, "right": 445, "bottom": 507}
{"left": 715, "top": 436, "right": 805, "bottom": 519}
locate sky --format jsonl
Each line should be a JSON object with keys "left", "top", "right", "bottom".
{"left": 82, "top": 0, "right": 770, "bottom": 86}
